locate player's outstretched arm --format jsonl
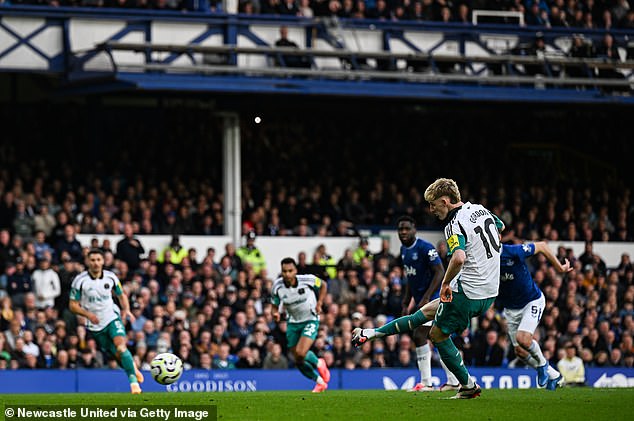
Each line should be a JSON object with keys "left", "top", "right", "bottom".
{"left": 534, "top": 242, "right": 573, "bottom": 274}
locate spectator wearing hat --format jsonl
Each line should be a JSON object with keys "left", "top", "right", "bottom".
{"left": 32, "top": 256, "right": 60, "bottom": 310}
{"left": 581, "top": 264, "right": 598, "bottom": 292}
{"left": 351, "top": 311, "right": 364, "bottom": 325}
{"left": 221, "top": 285, "right": 239, "bottom": 308}
{"left": 130, "top": 301, "right": 147, "bottom": 332}
{"left": 181, "top": 291, "right": 198, "bottom": 320}
{"left": 236, "top": 231, "right": 266, "bottom": 276}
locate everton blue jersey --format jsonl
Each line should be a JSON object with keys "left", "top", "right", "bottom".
{"left": 401, "top": 238, "right": 442, "bottom": 302}
{"left": 498, "top": 243, "right": 543, "bottom": 309}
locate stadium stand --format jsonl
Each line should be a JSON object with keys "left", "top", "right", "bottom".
{"left": 0, "top": 1, "right": 632, "bottom": 383}
{"left": 0, "top": 103, "right": 632, "bottom": 373}
{"left": 3, "top": 0, "right": 634, "bottom": 32}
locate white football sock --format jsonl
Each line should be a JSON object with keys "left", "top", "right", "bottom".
{"left": 521, "top": 354, "right": 539, "bottom": 369}
{"left": 316, "top": 376, "right": 326, "bottom": 385}
{"left": 521, "top": 353, "right": 558, "bottom": 378}
{"left": 547, "top": 365, "right": 560, "bottom": 379}
{"left": 440, "top": 355, "right": 459, "bottom": 385}
{"left": 416, "top": 344, "right": 432, "bottom": 386}
{"left": 528, "top": 340, "right": 547, "bottom": 366}
{"left": 367, "top": 329, "right": 384, "bottom": 339}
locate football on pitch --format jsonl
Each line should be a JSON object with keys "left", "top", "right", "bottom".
{"left": 150, "top": 352, "right": 183, "bottom": 385}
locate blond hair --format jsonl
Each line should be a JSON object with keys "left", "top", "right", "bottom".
{"left": 424, "top": 178, "right": 461, "bottom": 204}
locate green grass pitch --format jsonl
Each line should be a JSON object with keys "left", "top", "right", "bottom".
{"left": 1, "top": 389, "right": 633, "bottom": 421}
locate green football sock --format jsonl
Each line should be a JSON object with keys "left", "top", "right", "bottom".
{"left": 119, "top": 349, "right": 138, "bottom": 384}
{"left": 297, "top": 361, "right": 319, "bottom": 381}
{"left": 435, "top": 338, "right": 470, "bottom": 386}
{"left": 305, "top": 351, "right": 319, "bottom": 369}
{"left": 376, "top": 310, "right": 428, "bottom": 336}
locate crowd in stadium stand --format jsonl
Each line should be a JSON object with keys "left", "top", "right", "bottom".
{"left": 0, "top": 100, "right": 632, "bottom": 379}
{"left": 0, "top": 186, "right": 632, "bottom": 377}
{"left": 4, "top": 0, "right": 634, "bottom": 31}
{"left": 0, "top": 157, "right": 632, "bottom": 244}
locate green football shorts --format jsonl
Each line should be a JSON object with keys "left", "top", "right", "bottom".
{"left": 91, "top": 317, "right": 126, "bottom": 357}
{"left": 286, "top": 320, "right": 319, "bottom": 348}
{"left": 434, "top": 291, "right": 495, "bottom": 336}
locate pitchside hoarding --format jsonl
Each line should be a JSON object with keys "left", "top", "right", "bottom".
{"left": 0, "top": 368, "right": 631, "bottom": 393}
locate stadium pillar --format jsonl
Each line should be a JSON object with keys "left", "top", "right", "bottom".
{"left": 222, "top": 113, "right": 242, "bottom": 247}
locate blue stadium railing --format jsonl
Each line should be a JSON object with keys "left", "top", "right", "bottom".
{"left": 1, "top": 5, "right": 633, "bottom": 103}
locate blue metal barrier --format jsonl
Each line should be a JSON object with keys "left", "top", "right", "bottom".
{"left": 1, "top": 5, "right": 633, "bottom": 103}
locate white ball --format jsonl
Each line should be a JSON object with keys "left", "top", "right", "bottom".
{"left": 150, "top": 352, "right": 183, "bottom": 385}
{"left": 254, "top": 116, "right": 262, "bottom": 124}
